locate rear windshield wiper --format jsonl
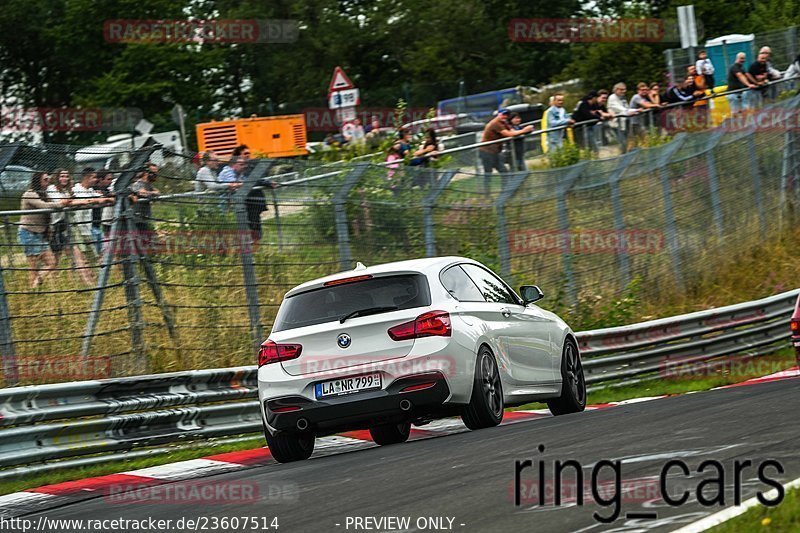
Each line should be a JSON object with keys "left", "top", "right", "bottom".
{"left": 339, "top": 306, "right": 398, "bottom": 324}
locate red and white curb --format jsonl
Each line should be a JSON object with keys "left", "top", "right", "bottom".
{"left": 1, "top": 367, "right": 797, "bottom": 519}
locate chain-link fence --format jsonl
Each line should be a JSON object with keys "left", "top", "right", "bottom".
{"left": 665, "top": 26, "right": 799, "bottom": 89}
{"left": 0, "top": 94, "right": 799, "bottom": 386}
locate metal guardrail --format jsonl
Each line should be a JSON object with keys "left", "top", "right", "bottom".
{"left": 0, "top": 288, "right": 796, "bottom": 474}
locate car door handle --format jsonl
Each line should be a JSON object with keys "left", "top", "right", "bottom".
{"left": 500, "top": 307, "right": 511, "bottom": 317}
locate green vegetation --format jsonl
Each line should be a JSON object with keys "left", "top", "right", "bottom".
{"left": 710, "top": 487, "right": 800, "bottom": 532}
{"left": 0, "top": 436, "right": 264, "bottom": 497}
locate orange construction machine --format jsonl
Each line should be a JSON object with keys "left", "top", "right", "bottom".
{"left": 195, "top": 114, "right": 308, "bottom": 158}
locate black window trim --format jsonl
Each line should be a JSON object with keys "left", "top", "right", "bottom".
{"left": 440, "top": 262, "right": 523, "bottom": 306}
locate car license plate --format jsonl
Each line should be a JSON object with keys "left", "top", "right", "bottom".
{"left": 315, "top": 373, "right": 382, "bottom": 399}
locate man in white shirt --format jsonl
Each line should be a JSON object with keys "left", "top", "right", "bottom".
{"left": 72, "top": 167, "right": 103, "bottom": 256}
{"left": 607, "top": 82, "right": 640, "bottom": 152}
{"left": 342, "top": 118, "right": 366, "bottom": 145}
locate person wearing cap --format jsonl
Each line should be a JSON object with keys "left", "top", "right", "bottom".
{"left": 479, "top": 109, "right": 533, "bottom": 189}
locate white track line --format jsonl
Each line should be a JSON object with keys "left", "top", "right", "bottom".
{"left": 671, "top": 475, "right": 800, "bottom": 532}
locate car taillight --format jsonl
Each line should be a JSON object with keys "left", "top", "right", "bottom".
{"left": 388, "top": 311, "right": 451, "bottom": 341}
{"left": 259, "top": 340, "right": 302, "bottom": 367}
{"left": 791, "top": 319, "right": 800, "bottom": 334}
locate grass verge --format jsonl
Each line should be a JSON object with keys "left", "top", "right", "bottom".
{"left": 0, "top": 436, "right": 263, "bottom": 497}
{"left": 709, "top": 487, "right": 800, "bottom": 532}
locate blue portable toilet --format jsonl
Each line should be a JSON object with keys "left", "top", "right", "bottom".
{"left": 704, "top": 34, "right": 755, "bottom": 88}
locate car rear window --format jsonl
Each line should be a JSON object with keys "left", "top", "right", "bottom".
{"left": 272, "top": 274, "right": 431, "bottom": 332}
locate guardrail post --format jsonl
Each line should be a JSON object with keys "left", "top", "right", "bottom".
{"left": 81, "top": 141, "right": 158, "bottom": 359}
{"left": 657, "top": 134, "right": 687, "bottom": 291}
{"left": 422, "top": 170, "right": 456, "bottom": 257}
{"left": 556, "top": 162, "right": 588, "bottom": 306}
{"left": 232, "top": 159, "right": 274, "bottom": 352}
{"left": 608, "top": 151, "right": 639, "bottom": 289}
{"left": 0, "top": 262, "right": 17, "bottom": 386}
{"left": 705, "top": 128, "right": 726, "bottom": 239}
{"left": 333, "top": 164, "right": 369, "bottom": 271}
{"left": 495, "top": 171, "right": 532, "bottom": 283}
{"left": 2, "top": 217, "right": 13, "bottom": 267}
{"left": 747, "top": 129, "right": 767, "bottom": 238}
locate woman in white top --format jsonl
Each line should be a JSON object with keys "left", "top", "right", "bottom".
{"left": 46, "top": 169, "right": 96, "bottom": 285}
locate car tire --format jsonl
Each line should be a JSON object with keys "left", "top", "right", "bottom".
{"left": 547, "top": 338, "right": 587, "bottom": 416}
{"left": 265, "top": 430, "right": 315, "bottom": 463}
{"left": 369, "top": 421, "right": 411, "bottom": 445}
{"left": 461, "top": 346, "right": 504, "bottom": 429}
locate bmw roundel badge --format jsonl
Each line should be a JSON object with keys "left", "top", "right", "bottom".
{"left": 337, "top": 333, "right": 351, "bottom": 349}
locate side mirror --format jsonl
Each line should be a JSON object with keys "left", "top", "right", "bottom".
{"left": 520, "top": 285, "right": 544, "bottom": 304}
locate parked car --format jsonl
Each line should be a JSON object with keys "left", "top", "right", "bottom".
{"left": 0, "top": 165, "right": 34, "bottom": 195}
{"left": 258, "top": 256, "right": 586, "bottom": 462}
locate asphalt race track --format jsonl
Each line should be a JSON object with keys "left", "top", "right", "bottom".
{"left": 19, "top": 377, "right": 800, "bottom": 533}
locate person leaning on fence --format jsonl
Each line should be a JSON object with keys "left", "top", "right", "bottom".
{"left": 128, "top": 163, "right": 161, "bottom": 254}
{"left": 607, "top": 83, "right": 640, "bottom": 152}
{"left": 727, "top": 52, "right": 756, "bottom": 115}
{"left": 571, "top": 90, "right": 602, "bottom": 151}
{"left": 479, "top": 109, "right": 533, "bottom": 182}
{"left": 72, "top": 167, "right": 111, "bottom": 259}
{"left": 92, "top": 170, "right": 114, "bottom": 255}
{"left": 18, "top": 172, "right": 71, "bottom": 288}
{"left": 194, "top": 151, "right": 226, "bottom": 193}
{"left": 231, "top": 144, "right": 277, "bottom": 243}
{"left": 545, "top": 93, "right": 574, "bottom": 152}
{"left": 46, "top": 169, "right": 97, "bottom": 286}
{"left": 746, "top": 51, "right": 771, "bottom": 108}
{"left": 591, "top": 90, "right": 614, "bottom": 147}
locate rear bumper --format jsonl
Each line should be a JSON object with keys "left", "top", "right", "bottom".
{"left": 263, "top": 372, "right": 451, "bottom": 435}
{"left": 792, "top": 335, "right": 800, "bottom": 363}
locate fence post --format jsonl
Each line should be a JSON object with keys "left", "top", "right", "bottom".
{"left": 81, "top": 141, "right": 158, "bottom": 359}
{"left": 0, "top": 263, "right": 17, "bottom": 386}
{"left": 333, "top": 164, "right": 369, "bottom": 271}
{"left": 422, "top": 170, "right": 457, "bottom": 257}
{"left": 495, "top": 171, "right": 532, "bottom": 284}
{"left": 608, "top": 151, "right": 639, "bottom": 290}
{"left": 705, "top": 128, "right": 726, "bottom": 239}
{"left": 121, "top": 205, "right": 146, "bottom": 372}
{"left": 556, "top": 162, "right": 588, "bottom": 306}
{"left": 657, "top": 134, "right": 687, "bottom": 291}
{"left": 780, "top": 128, "right": 794, "bottom": 229}
{"left": 231, "top": 159, "right": 274, "bottom": 352}
{"left": 269, "top": 187, "right": 283, "bottom": 251}
{"left": 747, "top": 129, "right": 767, "bottom": 238}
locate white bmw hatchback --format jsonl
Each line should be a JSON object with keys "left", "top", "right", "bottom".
{"left": 258, "top": 256, "right": 586, "bottom": 462}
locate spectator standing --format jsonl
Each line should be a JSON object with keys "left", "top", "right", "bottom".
{"left": 342, "top": 118, "right": 366, "bottom": 145}
{"left": 72, "top": 167, "right": 104, "bottom": 258}
{"left": 630, "top": 82, "right": 660, "bottom": 136}
{"left": 91, "top": 170, "right": 114, "bottom": 255}
{"left": 47, "top": 169, "right": 98, "bottom": 285}
{"left": 695, "top": 49, "right": 716, "bottom": 91}
{"left": 479, "top": 109, "right": 532, "bottom": 187}
{"left": 410, "top": 128, "right": 438, "bottom": 167}
{"left": 129, "top": 163, "right": 160, "bottom": 238}
{"left": 727, "top": 52, "right": 756, "bottom": 114}
{"left": 18, "top": 172, "right": 71, "bottom": 288}
{"left": 690, "top": 66, "right": 711, "bottom": 128}
{"left": 195, "top": 151, "right": 227, "bottom": 192}
{"left": 607, "top": 83, "right": 638, "bottom": 151}
{"left": 665, "top": 76, "right": 696, "bottom": 105}
{"left": 571, "top": 90, "right": 600, "bottom": 151}
{"left": 385, "top": 145, "right": 401, "bottom": 181}
{"left": 747, "top": 51, "right": 770, "bottom": 108}
{"left": 394, "top": 129, "right": 413, "bottom": 158}
{"left": 545, "top": 93, "right": 574, "bottom": 152}
{"left": 232, "top": 144, "right": 276, "bottom": 243}
{"left": 509, "top": 113, "right": 527, "bottom": 170}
